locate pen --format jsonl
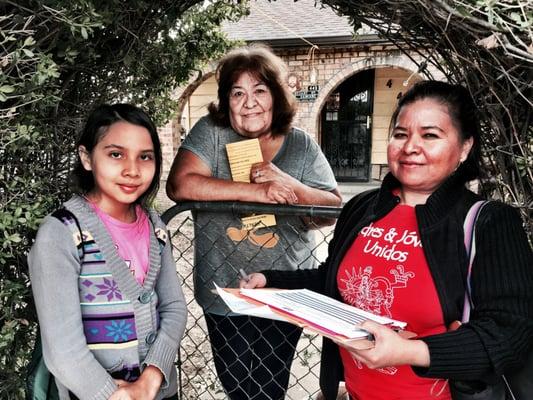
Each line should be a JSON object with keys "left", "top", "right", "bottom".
{"left": 362, "top": 330, "right": 375, "bottom": 342}
{"left": 239, "top": 268, "right": 250, "bottom": 283}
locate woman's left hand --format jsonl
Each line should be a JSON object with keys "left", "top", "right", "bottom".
{"left": 251, "top": 161, "right": 293, "bottom": 185}
{"left": 333, "top": 320, "right": 429, "bottom": 369}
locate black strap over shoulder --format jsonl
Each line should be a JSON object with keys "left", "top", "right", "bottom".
{"left": 51, "top": 208, "right": 85, "bottom": 260}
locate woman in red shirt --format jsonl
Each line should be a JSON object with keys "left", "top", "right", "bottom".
{"left": 241, "top": 81, "right": 532, "bottom": 400}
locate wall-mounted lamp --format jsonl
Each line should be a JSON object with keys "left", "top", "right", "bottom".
{"left": 307, "top": 44, "right": 319, "bottom": 84}
{"left": 403, "top": 61, "right": 427, "bottom": 86}
{"left": 309, "top": 67, "right": 317, "bottom": 84}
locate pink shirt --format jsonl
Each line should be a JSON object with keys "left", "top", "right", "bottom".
{"left": 91, "top": 204, "right": 151, "bottom": 285}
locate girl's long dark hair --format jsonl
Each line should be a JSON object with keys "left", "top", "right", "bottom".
{"left": 71, "top": 104, "right": 162, "bottom": 207}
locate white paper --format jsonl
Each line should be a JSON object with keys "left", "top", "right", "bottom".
{"left": 240, "top": 288, "right": 406, "bottom": 339}
{"left": 214, "top": 284, "right": 288, "bottom": 322}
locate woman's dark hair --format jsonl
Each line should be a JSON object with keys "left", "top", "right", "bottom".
{"left": 71, "top": 103, "right": 162, "bottom": 207}
{"left": 390, "top": 80, "right": 482, "bottom": 181}
{"left": 208, "top": 44, "right": 296, "bottom": 135}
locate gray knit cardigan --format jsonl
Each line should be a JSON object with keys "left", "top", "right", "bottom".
{"left": 29, "top": 196, "right": 187, "bottom": 400}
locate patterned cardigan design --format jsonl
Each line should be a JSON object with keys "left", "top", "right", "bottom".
{"left": 53, "top": 207, "right": 169, "bottom": 381}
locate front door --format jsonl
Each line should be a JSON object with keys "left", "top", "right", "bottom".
{"left": 321, "top": 69, "right": 375, "bottom": 182}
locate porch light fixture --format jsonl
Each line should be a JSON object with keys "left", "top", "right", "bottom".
{"left": 310, "top": 67, "right": 318, "bottom": 84}
{"left": 403, "top": 61, "right": 427, "bottom": 86}
{"left": 307, "top": 44, "right": 319, "bottom": 84}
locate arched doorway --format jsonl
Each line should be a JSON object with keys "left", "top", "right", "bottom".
{"left": 321, "top": 69, "right": 375, "bottom": 182}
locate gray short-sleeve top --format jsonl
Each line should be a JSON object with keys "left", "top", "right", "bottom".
{"left": 180, "top": 116, "right": 337, "bottom": 313}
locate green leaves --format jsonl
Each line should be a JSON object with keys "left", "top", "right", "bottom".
{"left": 3, "top": 232, "right": 22, "bottom": 245}
{"left": 0, "top": 85, "right": 15, "bottom": 101}
{"left": 0, "top": 85, "right": 15, "bottom": 93}
{"left": 1, "top": 1, "right": 246, "bottom": 396}
{"left": 23, "top": 37, "right": 35, "bottom": 47}
{"left": 33, "top": 56, "right": 60, "bottom": 85}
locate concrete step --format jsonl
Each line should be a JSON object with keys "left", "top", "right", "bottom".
{"left": 338, "top": 181, "right": 380, "bottom": 203}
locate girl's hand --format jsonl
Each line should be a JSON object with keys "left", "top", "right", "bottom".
{"left": 108, "top": 380, "right": 132, "bottom": 400}
{"left": 108, "top": 366, "right": 163, "bottom": 400}
{"left": 239, "top": 272, "right": 267, "bottom": 289}
{"left": 333, "top": 320, "right": 429, "bottom": 369}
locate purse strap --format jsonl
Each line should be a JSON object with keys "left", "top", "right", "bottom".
{"left": 460, "top": 200, "right": 520, "bottom": 400}
{"left": 461, "top": 200, "right": 489, "bottom": 323}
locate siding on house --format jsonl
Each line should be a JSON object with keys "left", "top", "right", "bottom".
{"left": 182, "top": 76, "right": 218, "bottom": 132}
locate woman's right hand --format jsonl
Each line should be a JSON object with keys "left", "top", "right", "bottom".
{"left": 239, "top": 273, "right": 267, "bottom": 289}
{"left": 257, "top": 181, "right": 298, "bottom": 204}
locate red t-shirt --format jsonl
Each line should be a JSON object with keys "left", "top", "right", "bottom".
{"left": 337, "top": 204, "right": 451, "bottom": 400}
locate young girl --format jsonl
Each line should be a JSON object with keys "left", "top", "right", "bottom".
{"left": 29, "top": 104, "right": 187, "bottom": 400}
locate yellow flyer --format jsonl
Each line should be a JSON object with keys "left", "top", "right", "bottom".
{"left": 225, "top": 139, "right": 276, "bottom": 229}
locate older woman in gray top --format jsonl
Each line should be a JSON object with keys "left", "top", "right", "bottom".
{"left": 167, "top": 44, "right": 341, "bottom": 400}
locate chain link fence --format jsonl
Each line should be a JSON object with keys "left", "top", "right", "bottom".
{"left": 162, "top": 201, "right": 342, "bottom": 400}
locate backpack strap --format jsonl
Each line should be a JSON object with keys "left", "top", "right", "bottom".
{"left": 27, "top": 208, "right": 84, "bottom": 400}
{"left": 53, "top": 206, "right": 167, "bottom": 256}
{"left": 51, "top": 208, "right": 86, "bottom": 260}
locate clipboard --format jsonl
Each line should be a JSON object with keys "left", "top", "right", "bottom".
{"left": 217, "top": 286, "right": 415, "bottom": 349}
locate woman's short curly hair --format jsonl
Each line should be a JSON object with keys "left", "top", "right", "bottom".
{"left": 208, "top": 44, "right": 296, "bottom": 135}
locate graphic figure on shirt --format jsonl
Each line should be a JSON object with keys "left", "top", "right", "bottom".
{"left": 339, "top": 265, "right": 414, "bottom": 318}
{"left": 226, "top": 225, "right": 279, "bottom": 248}
{"left": 339, "top": 264, "right": 414, "bottom": 375}
{"left": 115, "top": 243, "right": 136, "bottom": 278}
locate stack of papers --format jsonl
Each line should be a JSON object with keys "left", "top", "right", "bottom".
{"left": 216, "top": 285, "right": 407, "bottom": 341}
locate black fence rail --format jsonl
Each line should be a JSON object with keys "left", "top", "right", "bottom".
{"left": 162, "top": 201, "right": 342, "bottom": 400}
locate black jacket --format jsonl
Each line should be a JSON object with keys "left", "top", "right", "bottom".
{"left": 263, "top": 171, "right": 533, "bottom": 400}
